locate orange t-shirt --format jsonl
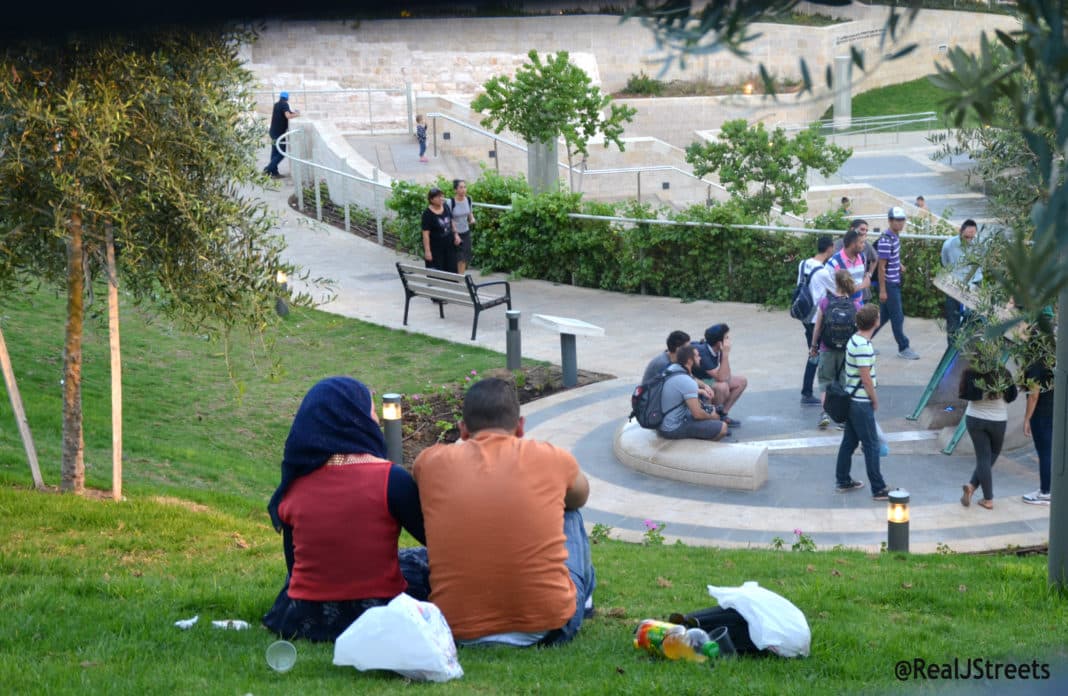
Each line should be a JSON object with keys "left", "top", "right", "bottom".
{"left": 413, "top": 432, "right": 579, "bottom": 640}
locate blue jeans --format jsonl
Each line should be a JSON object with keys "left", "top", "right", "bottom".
{"left": 266, "top": 136, "right": 286, "bottom": 175}
{"left": 418, "top": 139, "right": 427, "bottom": 157}
{"left": 875, "top": 282, "right": 910, "bottom": 352}
{"left": 398, "top": 509, "right": 596, "bottom": 646}
{"left": 944, "top": 295, "right": 964, "bottom": 348}
{"left": 1030, "top": 415, "right": 1053, "bottom": 494}
{"left": 835, "top": 400, "right": 886, "bottom": 492}
{"left": 801, "top": 322, "right": 817, "bottom": 397}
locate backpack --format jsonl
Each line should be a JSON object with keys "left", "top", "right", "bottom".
{"left": 629, "top": 367, "right": 685, "bottom": 429}
{"left": 789, "top": 261, "right": 818, "bottom": 321}
{"left": 821, "top": 293, "right": 857, "bottom": 350}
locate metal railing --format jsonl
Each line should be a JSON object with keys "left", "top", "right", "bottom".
{"left": 775, "top": 111, "right": 940, "bottom": 147}
{"left": 255, "top": 85, "right": 414, "bottom": 136}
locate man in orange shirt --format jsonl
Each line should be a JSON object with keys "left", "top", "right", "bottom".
{"left": 412, "top": 378, "right": 595, "bottom": 646}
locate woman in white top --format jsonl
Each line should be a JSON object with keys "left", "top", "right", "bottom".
{"left": 958, "top": 364, "right": 1018, "bottom": 510}
{"left": 450, "top": 179, "right": 476, "bottom": 274}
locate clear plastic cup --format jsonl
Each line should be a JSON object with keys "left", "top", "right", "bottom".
{"left": 708, "top": 626, "right": 737, "bottom": 658}
{"left": 266, "top": 640, "right": 297, "bottom": 672}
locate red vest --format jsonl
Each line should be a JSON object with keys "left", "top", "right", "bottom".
{"left": 279, "top": 458, "right": 405, "bottom": 601}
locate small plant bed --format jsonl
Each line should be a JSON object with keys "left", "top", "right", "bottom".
{"left": 614, "top": 72, "right": 802, "bottom": 99}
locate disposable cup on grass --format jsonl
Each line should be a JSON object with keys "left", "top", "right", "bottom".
{"left": 266, "top": 640, "right": 297, "bottom": 672}
{"left": 708, "top": 626, "right": 736, "bottom": 658}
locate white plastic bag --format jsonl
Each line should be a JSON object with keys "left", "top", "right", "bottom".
{"left": 333, "top": 593, "right": 463, "bottom": 682}
{"left": 707, "top": 581, "right": 811, "bottom": 657}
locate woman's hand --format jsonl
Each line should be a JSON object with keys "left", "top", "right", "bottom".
{"left": 454, "top": 234, "right": 461, "bottom": 247}
{"left": 424, "top": 250, "right": 432, "bottom": 262}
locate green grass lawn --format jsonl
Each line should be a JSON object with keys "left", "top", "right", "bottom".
{"left": 1, "top": 286, "right": 1066, "bottom": 694}
{"left": 823, "top": 75, "right": 982, "bottom": 129}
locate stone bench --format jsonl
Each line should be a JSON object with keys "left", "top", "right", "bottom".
{"left": 613, "top": 421, "right": 768, "bottom": 491}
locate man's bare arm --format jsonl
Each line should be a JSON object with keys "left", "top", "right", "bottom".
{"left": 564, "top": 470, "right": 590, "bottom": 511}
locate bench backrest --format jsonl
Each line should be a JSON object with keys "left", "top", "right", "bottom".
{"left": 397, "top": 262, "right": 474, "bottom": 305}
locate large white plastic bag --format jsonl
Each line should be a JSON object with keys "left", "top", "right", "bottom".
{"left": 707, "top": 581, "right": 811, "bottom": 657}
{"left": 333, "top": 593, "right": 463, "bottom": 682}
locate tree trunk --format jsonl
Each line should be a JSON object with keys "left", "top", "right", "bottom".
{"left": 1048, "top": 281, "right": 1068, "bottom": 591}
{"left": 106, "top": 226, "right": 123, "bottom": 502}
{"left": 61, "top": 212, "right": 86, "bottom": 493}
{"left": 527, "top": 138, "right": 559, "bottom": 195}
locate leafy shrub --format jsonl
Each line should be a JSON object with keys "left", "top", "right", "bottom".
{"left": 623, "top": 71, "right": 665, "bottom": 96}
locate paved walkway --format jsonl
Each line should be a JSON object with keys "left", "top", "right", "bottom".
{"left": 258, "top": 146, "right": 1049, "bottom": 555}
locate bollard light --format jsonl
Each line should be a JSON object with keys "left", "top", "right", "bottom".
{"left": 887, "top": 489, "right": 910, "bottom": 553}
{"left": 382, "top": 393, "right": 403, "bottom": 467}
{"left": 506, "top": 310, "right": 522, "bottom": 371}
{"left": 275, "top": 270, "right": 290, "bottom": 318}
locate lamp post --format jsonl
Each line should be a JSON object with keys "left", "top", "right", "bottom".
{"left": 887, "top": 489, "right": 910, "bottom": 553}
{"left": 382, "top": 393, "right": 403, "bottom": 467}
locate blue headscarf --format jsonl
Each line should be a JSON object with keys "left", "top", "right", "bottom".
{"left": 267, "top": 376, "right": 387, "bottom": 530}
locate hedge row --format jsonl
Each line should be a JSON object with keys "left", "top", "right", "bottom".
{"left": 384, "top": 170, "right": 949, "bottom": 319}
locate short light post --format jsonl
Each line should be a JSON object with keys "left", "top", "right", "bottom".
{"left": 506, "top": 310, "right": 522, "bottom": 371}
{"left": 382, "top": 393, "right": 403, "bottom": 467}
{"left": 275, "top": 270, "right": 290, "bottom": 318}
{"left": 887, "top": 489, "right": 910, "bottom": 553}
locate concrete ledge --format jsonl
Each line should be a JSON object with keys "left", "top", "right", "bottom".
{"left": 613, "top": 421, "right": 768, "bottom": 491}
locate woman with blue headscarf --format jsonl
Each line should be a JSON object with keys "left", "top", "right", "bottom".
{"left": 262, "top": 376, "right": 428, "bottom": 641}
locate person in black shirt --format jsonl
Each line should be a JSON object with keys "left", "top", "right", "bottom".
{"left": 1022, "top": 356, "right": 1054, "bottom": 505}
{"left": 264, "top": 91, "right": 299, "bottom": 177}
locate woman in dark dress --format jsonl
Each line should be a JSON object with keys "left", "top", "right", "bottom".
{"left": 262, "top": 376, "right": 428, "bottom": 641}
{"left": 421, "top": 186, "right": 458, "bottom": 273}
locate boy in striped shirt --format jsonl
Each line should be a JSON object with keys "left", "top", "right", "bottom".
{"left": 834, "top": 304, "right": 890, "bottom": 500}
{"left": 874, "top": 206, "right": 920, "bottom": 360}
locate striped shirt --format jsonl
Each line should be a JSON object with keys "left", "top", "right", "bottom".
{"left": 875, "top": 229, "right": 902, "bottom": 285}
{"left": 844, "top": 334, "right": 876, "bottom": 402}
{"left": 826, "top": 250, "right": 866, "bottom": 304}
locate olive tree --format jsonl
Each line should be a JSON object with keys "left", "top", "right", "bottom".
{"left": 471, "top": 49, "right": 636, "bottom": 194}
{"left": 685, "top": 119, "right": 851, "bottom": 221}
{"left": 0, "top": 27, "right": 312, "bottom": 493}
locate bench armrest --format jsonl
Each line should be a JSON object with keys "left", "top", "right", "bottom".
{"left": 472, "top": 279, "right": 510, "bottom": 292}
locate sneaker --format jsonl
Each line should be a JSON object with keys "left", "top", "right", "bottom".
{"left": 897, "top": 348, "right": 920, "bottom": 360}
{"left": 818, "top": 412, "right": 830, "bottom": 429}
{"left": 871, "top": 489, "right": 890, "bottom": 501}
{"left": 835, "top": 480, "right": 865, "bottom": 493}
{"left": 1022, "top": 490, "right": 1051, "bottom": 505}
{"left": 721, "top": 415, "right": 741, "bottom": 428}
{"left": 800, "top": 394, "right": 822, "bottom": 406}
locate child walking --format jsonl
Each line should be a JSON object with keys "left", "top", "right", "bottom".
{"left": 415, "top": 114, "right": 428, "bottom": 163}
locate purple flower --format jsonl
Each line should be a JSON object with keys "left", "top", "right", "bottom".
{"left": 470, "top": 369, "right": 478, "bottom": 375}
{"left": 643, "top": 519, "right": 658, "bottom": 530}
{"left": 794, "top": 528, "right": 803, "bottom": 536}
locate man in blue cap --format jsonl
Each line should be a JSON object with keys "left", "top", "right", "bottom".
{"left": 264, "top": 91, "right": 299, "bottom": 178}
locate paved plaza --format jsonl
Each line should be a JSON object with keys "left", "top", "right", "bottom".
{"left": 258, "top": 136, "right": 1050, "bottom": 555}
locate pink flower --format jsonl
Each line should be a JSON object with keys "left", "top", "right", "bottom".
{"left": 643, "top": 519, "right": 658, "bottom": 530}
{"left": 470, "top": 369, "right": 478, "bottom": 375}
{"left": 412, "top": 394, "right": 422, "bottom": 401}
{"left": 794, "top": 528, "right": 803, "bottom": 536}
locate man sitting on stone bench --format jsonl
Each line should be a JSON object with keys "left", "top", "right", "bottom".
{"left": 657, "top": 345, "right": 729, "bottom": 442}
{"left": 692, "top": 323, "right": 747, "bottom": 428}
{"left": 642, "top": 330, "right": 718, "bottom": 406}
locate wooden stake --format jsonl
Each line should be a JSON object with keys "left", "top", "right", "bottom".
{"left": 106, "top": 226, "right": 123, "bottom": 502}
{"left": 0, "top": 325, "right": 44, "bottom": 489}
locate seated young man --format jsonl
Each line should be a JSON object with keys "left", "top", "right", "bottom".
{"left": 691, "top": 323, "right": 747, "bottom": 427}
{"left": 642, "top": 330, "right": 717, "bottom": 405}
{"left": 656, "top": 344, "right": 729, "bottom": 442}
{"left": 411, "top": 378, "right": 595, "bottom": 647}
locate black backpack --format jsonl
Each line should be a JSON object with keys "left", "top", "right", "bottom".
{"left": 822, "top": 293, "right": 857, "bottom": 350}
{"left": 629, "top": 367, "right": 685, "bottom": 429}
{"left": 789, "top": 261, "right": 818, "bottom": 321}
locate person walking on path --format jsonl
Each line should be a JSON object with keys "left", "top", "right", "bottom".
{"left": 449, "top": 179, "right": 476, "bottom": 274}
{"left": 415, "top": 114, "right": 428, "bottom": 163}
{"left": 264, "top": 91, "right": 299, "bottom": 178}
{"left": 874, "top": 206, "right": 920, "bottom": 360}
{"left": 827, "top": 225, "right": 874, "bottom": 307}
{"left": 798, "top": 235, "right": 834, "bottom": 406}
{"left": 421, "top": 187, "right": 458, "bottom": 273}
{"left": 811, "top": 269, "right": 859, "bottom": 430}
{"left": 834, "top": 304, "right": 890, "bottom": 500}
{"left": 940, "top": 219, "right": 982, "bottom": 348}
{"left": 1022, "top": 340, "right": 1054, "bottom": 505}
{"left": 958, "top": 362, "right": 1017, "bottom": 510}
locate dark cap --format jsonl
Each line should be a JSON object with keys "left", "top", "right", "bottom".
{"left": 704, "top": 323, "right": 729, "bottom": 345}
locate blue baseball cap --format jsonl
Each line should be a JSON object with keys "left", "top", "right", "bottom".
{"left": 279, "top": 91, "right": 289, "bottom": 99}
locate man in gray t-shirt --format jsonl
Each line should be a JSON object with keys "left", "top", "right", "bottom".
{"left": 642, "top": 330, "right": 717, "bottom": 405}
{"left": 656, "top": 345, "right": 728, "bottom": 441}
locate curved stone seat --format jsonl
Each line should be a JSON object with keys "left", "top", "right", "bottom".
{"left": 613, "top": 421, "right": 768, "bottom": 491}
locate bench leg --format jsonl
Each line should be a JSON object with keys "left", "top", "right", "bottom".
{"left": 403, "top": 294, "right": 412, "bottom": 326}
{"left": 470, "top": 308, "right": 480, "bottom": 340}
{"left": 435, "top": 299, "right": 445, "bottom": 319}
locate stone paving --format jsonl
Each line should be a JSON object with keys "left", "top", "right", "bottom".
{"left": 258, "top": 139, "right": 1050, "bottom": 555}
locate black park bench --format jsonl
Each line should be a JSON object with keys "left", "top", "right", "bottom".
{"left": 396, "top": 262, "right": 512, "bottom": 340}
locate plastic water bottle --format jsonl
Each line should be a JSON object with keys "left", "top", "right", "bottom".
{"left": 634, "top": 620, "right": 719, "bottom": 662}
